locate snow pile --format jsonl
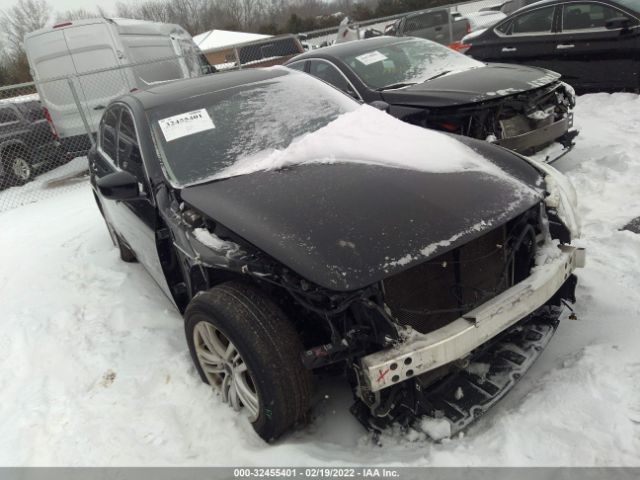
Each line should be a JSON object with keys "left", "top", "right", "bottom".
{"left": 218, "top": 104, "right": 525, "bottom": 185}
{"left": 0, "top": 156, "right": 88, "bottom": 213}
{"left": 193, "top": 29, "right": 272, "bottom": 53}
{"left": 0, "top": 93, "right": 639, "bottom": 466}
{"left": 192, "top": 227, "right": 238, "bottom": 253}
{"left": 0, "top": 93, "right": 39, "bottom": 104}
{"left": 420, "top": 418, "right": 452, "bottom": 442}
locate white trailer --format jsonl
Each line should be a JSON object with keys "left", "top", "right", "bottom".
{"left": 24, "top": 18, "right": 206, "bottom": 155}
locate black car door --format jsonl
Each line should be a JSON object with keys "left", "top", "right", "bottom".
{"left": 485, "top": 5, "right": 560, "bottom": 68}
{"left": 402, "top": 10, "right": 452, "bottom": 44}
{"left": 94, "top": 105, "right": 173, "bottom": 299}
{"left": 555, "top": 1, "right": 639, "bottom": 90}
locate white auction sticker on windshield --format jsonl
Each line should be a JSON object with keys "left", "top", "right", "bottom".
{"left": 158, "top": 108, "right": 215, "bottom": 142}
{"left": 355, "top": 50, "right": 388, "bottom": 66}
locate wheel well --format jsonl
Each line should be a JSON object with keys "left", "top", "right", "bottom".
{"left": 0, "top": 142, "right": 28, "bottom": 163}
{"left": 190, "top": 267, "right": 331, "bottom": 350}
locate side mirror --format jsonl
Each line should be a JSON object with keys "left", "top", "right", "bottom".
{"left": 201, "top": 64, "right": 217, "bottom": 75}
{"left": 370, "top": 100, "right": 391, "bottom": 112}
{"left": 97, "top": 171, "right": 140, "bottom": 201}
{"left": 605, "top": 16, "right": 630, "bottom": 30}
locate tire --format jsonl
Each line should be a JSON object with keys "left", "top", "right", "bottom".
{"left": 4, "top": 155, "right": 33, "bottom": 186}
{"left": 185, "top": 281, "right": 312, "bottom": 442}
{"left": 116, "top": 234, "right": 137, "bottom": 263}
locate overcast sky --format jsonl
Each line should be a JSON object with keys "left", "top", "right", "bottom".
{"left": 4, "top": 0, "right": 115, "bottom": 17}
{"left": 52, "top": 0, "right": 114, "bottom": 15}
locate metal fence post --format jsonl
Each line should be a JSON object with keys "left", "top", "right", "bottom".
{"left": 448, "top": 6, "right": 454, "bottom": 45}
{"left": 66, "top": 76, "right": 95, "bottom": 147}
{"left": 234, "top": 47, "right": 242, "bottom": 70}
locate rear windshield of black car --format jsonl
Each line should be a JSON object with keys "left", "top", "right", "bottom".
{"left": 149, "top": 71, "right": 358, "bottom": 187}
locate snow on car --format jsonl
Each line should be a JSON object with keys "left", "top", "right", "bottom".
{"left": 286, "top": 37, "right": 578, "bottom": 158}
{"left": 0, "top": 90, "right": 638, "bottom": 464}
{"left": 86, "top": 67, "right": 584, "bottom": 442}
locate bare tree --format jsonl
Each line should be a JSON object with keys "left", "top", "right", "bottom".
{"left": 55, "top": 8, "right": 99, "bottom": 22}
{"left": 0, "top": 0, "right": 51, "bottom": 56}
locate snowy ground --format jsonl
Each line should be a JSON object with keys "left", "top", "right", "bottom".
{"left": 0, "top": 156, "right": 89, "bottom": 214}
{"left": 0, "top": 93, "right": 639, "bottom": 466}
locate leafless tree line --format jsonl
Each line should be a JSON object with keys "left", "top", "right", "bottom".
{"left": 112, "top": 0, "right": 378, "bottom": 35}
{"left": 1, "top": 0, "right": 434, "bottom": 85}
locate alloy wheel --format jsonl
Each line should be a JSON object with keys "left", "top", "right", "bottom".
{"left": 12, "top": 157, "right": 32, "bottom": 182}
{"left": 193, "top": 321, "right": 260, "bottom": 421}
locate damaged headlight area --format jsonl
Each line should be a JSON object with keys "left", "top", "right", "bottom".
{"left": 348, "top": 203, "right": 584, "bottom": 439}
{"left": 525, "top": 153, "right": 581, "bottom": 241}
{"left": 178, "top": 190, "right": 584, "bottom": 441}
{"left": 396, "top": 80, "right": 578, "bottom": 159}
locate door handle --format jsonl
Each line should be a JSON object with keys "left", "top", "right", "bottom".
{"left": 93, "top": 105, "right": 105, "bottom": 111}
{"left": 501, "top": 47, "right": 517, "bottom": 52}
{"left": 556, "top": 44, "right": 575, "bottom": 49}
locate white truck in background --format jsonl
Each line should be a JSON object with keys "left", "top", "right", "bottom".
{"left": 24, "top": 18, "right": 208, "bottom": 157}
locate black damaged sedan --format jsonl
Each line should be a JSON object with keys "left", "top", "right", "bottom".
{"left": 286, "top": 36, "right": 578, "bottom": 157}
{"left": 89, "top": 68, "right": 584, "bottom": 442}
{"left": 460, "top": 0, "right": 640, "bottom": 93}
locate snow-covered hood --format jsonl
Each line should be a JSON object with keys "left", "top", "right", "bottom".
{"left": 381, "top": 64, "right": 562, "bottom": 108}
{"left": 181, "top": 133, "right": 545, "bottom": 292}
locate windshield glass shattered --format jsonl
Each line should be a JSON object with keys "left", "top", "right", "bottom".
{"left": 150, "top": 71, "right": 358, "bottom": 186}
{"left": 339, "top": 38, "right": 483, "bottom": 90}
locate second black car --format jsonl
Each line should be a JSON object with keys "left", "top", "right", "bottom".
{"left": 460, "top": 0, "right": 640, "bottom": 92}
{"left": 286, "top": 36, "right": 578, "bottom": 156}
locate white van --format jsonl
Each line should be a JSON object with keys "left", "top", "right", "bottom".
{"left": 24, "top": 17, "right": 207, "bottom": 155}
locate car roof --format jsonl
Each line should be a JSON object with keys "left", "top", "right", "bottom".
{"left": 125, "top": 67, "right": 290, "bottom": 111}
{"left": 519, "top": 0, "right": 557, "bottom": 9}
{"left": 510, "top": 0, "right": 616, "bottom": 14}
{"left": 523, "top": 0, "right": 639, "bottom": 16}
{"left": 289, "top": 36, "right": 418, "bottom": 62}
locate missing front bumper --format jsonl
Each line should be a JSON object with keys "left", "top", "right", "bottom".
{"left": 497, "top": 115, "right": 574, "bottom": 153}
{"left": 361, "top": 245, "right": 585, "bottom": 392}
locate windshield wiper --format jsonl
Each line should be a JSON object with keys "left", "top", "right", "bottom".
{"left": 376, "top": 82, "right": 417, "bottom": 91}
{"left": 424, "top": 70, "right": 452, "bottom": 81}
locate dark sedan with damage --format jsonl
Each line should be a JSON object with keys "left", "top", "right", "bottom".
{"left": 89, "top": 67, "right": 584, "bottom": 442}
{"left": 460, "top": 0, "right": 640, "bottom": 93}
{"left": 286, "top": 36, "right": 578, "bottom": 158}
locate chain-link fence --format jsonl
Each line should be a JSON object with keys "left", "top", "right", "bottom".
{"left": 0, "top": 54, "right": 205, "bottom": 214}
{"left": 0, "top": 79, "right": 92, "bottom": 213}
{"left": 298, "top": 0, "right": 510, "bottom": 49}
{"left": 201, "top": 34, "right": 305, "bottom": 72}
{"left": 0, "top": 0, "right": 518, "bottom": 214}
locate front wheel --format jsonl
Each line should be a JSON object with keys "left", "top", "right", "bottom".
{"left": 5, "top": 156, "right": 33, "bottom": 186}
{"left": 185, "top": 281, "right": 312, "bottom": 442}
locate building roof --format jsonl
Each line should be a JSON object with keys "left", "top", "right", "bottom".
{"left": 193, "top": 29, "right": 272, "bottom": 53}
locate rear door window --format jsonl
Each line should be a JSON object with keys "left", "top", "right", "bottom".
{"left": 22, "top": 102, "right": 45, "bottom": 122}
{"left": 511, "top": 6, "right": 556, "bottom": 34}
{"left": 100, "top": 106, "right": 119, "bottom": 161}
{"left": 561, "top": 2, "right": 634, "bottom": 30}
{"left": 117, "top": 109, "right": 146, "bottom": 185}
{"left": 0, "top": 107, "right": 19, "bottom": 125}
